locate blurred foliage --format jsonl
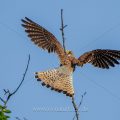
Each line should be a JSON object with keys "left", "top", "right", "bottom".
{"left": 0, "top": 105, "right": 11, "bottom": 120}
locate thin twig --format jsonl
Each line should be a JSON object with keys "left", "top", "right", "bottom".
{"left": 15, "top": 117, "right": 21, "bottom": 120}
{"left": 73, "top": 92, "right": 87, "bottom": 120}
{"left": 72, "top": 96, "right": 79, "bottom": 120}
{"left": 0, "top": 54, "right": 30, "bottom": 107}
{"left": 60, "top": 9, "right": 67, "bottom": 53}
{"left": 78, "top": 92, "right": 86, "bottom": 109}
{"left": 0, "top": 97, "right": 5, "bottom": 104}
{"left": 15, "top": 117, "right": 28, "bottom": 120}
{"left": 9, "top": 54, "right": 30, "bottom": 95}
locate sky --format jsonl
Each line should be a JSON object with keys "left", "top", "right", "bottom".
{"left": 0, "top": 0, "right": 120, "bottom": 120}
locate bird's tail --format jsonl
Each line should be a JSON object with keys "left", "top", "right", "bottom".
{"left": 35, "top": 66, "right": 74, "bottom": 97}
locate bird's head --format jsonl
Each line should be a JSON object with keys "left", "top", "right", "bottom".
{"left": 66, "top": 50, "right": 74, "bottom": 57}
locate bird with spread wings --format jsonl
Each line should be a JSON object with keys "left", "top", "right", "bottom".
{"left": 21, "top": 17, "right": 120, "bottom": 97}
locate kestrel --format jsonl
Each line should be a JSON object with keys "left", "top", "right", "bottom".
{"left": 21, "top": 17, "right": 120, "bottom": 97}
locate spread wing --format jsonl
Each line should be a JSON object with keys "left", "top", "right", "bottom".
{"left": 21, "top": 17, "right": 65, "bottom": 64}
{"left": 78, "top": 49, "right": 120, "bottom": 69}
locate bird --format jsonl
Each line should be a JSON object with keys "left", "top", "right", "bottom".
{"left": 21, "top": 17, "right": 120, "bottom": 97}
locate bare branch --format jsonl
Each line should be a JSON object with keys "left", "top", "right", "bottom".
{"left": 73, "top": 92, "right": 87, "bottom": 120}
{"left": 15, "top": 117, "right": 28, "bottom": 120}
{"left": 0, "top": 97, "right": 5, "bottom": 104}
{"left": 10, "top": 54, "right": 30, "bottom": 96}
{"left": 59, "top": 9, "right": 80, "bottom": 120}
{"left": 15, "top": 117, "right": 21, "bottom": 120}
{"left": 0, "top": 54, "right": 31, "bottom": 107}
{"left": 3, "top": 89, "right": 9, "bottom": 95}
{"left": 60, "top": 9, "right": 67, "bottom": 53}
{"left": 78, "top": 92, "right": 87, "bottom": 109}
{"left": 72, "top": 96, "right": 79, "bottom": 120}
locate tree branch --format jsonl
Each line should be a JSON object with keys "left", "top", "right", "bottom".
{"left": 60, "top": 9, "right": 67, "bottom": 53}
{"left": 73, "top": 92, "right": 87, "bottom": 120}
{"left": 72, "top": 96, "right": 79, "bottom": 120}
{"left": 16, "top": 117, "right": 21, "bottom": 120}
{"left": 59, "top": 9, "right": 79, "bottom": 120}
{"left": 15, "top": 117, "right": 28, "bottom": 120}
{"left": 0, "top": 54, "right": 31, "bottom": 107}
{"left": 0, "top": 97, "right": 5, "bottom": 104}
{"left": 77, "top": 92, "right": 86, "bottom": 110}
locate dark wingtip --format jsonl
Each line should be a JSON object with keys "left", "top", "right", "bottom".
{"left": 106, "top": 67, "right": 109, "bottom": 69}
{"left": 58, "top": 90, "right": 62, "bottom": 93}
{"left": 24, "top": 17, "right": 33, "bottom": 22}
{"left": 35, "top": 74, "right": 38, "bottom": 78}
{"left": 25, "top": 17, "right": 29, "bottom": 20}
{"left": 37, "top": 78, "right": 41, "bottom": 81}
{"left": 66, "top": 93, "right": 73, "bottom": 97}
{"left": 112, "top": 64, "right": 115, "bottom": 67}
{"left": 70, "top": 94, "right": 74, "bottom": 97}
{"left": 21, "top": 17, "right": 31, "bottom": 25}
{"left": 21, "top": 19, "right": 25, "bottom": 22}
{"left": 41, "top": 82, "right": 45, "bottom": 86}
{"left": 21, "top": 24, "right": 26, "bottom": 28}
{"left": 63, "top": 91, "right": 67, "bottom": 94}
{"left": 115, "top": 61, "right": 119, "bottom": 65}
{"left": 51, "top": 87, "right": 54, "bottom": 90}
{"left": 46, "top": 84, "right": 50, "bottom": 88}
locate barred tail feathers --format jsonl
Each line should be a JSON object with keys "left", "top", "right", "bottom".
{"left": 35, "top": 66, "right": 74, "bottom": 97}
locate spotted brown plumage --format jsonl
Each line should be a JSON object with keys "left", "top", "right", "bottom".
{"left": 35, "top": 66, "right": 74, "bottom": 97}
{"left": 21, "top": 17, "right": 120, "bottom": 97}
